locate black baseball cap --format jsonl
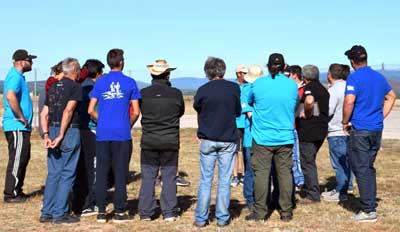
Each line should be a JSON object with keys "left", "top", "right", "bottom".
{"left": 268, "top": 53, "right": 285, "bottom": 67}
{"left": 12, "top": 49, "right": 37, "bottom": 62}
{"left": 344, "top": 45, "right": 367, "bottom": 61}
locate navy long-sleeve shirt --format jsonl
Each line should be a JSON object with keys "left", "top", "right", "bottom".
{"left": 193, "top": 79, "right": 241, "bottom": 142}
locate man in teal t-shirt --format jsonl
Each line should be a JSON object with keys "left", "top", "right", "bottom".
{"left": 2, "top": 49, "right": 36, "bottom": 203}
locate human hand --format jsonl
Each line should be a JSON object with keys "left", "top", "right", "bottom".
{"left": 16, "top": 117, "right": 28, "bottom": 128}
{"left": 43, "top": 135, "right": 52, "bottom": 148}
{"left": 50, "top": 135, "right": 64, "bottom": 148}
{"left": 342, "top": 122, "right": 352, "bottom": 136}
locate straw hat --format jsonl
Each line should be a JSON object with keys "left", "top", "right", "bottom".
{"left": 244, "top": 64, "right": 264, "bottom": 83}
{"left": 147, "top": 59, "right": 176, "bottom": 75}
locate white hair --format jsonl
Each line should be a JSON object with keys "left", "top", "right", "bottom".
{"left": 62, "top": 58, "right": 80, "bottom": 74}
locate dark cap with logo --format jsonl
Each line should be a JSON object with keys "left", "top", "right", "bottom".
{"left": 268, "top": 53, "right": 285, "bottom": 67}
{"left": 345, "top": 45, "right": 367, "bottom": 61}
{"left": 12, "top": 49, "right": 37, "bottom": 62}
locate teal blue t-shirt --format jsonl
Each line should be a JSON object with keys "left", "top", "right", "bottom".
{"left": 248, "top": 74, "right": 298, "bottom": 146}
{"left": 241, "top": 83, "right": 253, "bottom": 148}
{"left": 2, "top": 67, "right": 33, "bottom": 132}
{"left": 235, "top": 83, "right": 246, "bottom": 128}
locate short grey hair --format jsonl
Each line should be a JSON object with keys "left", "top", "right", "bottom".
{"left": 204, "top": 56, "right": 226, "bottom": 80}
{"left": 302, "top": 64, "right": 320, "bottom": 82}
{"left": 62, "top": 58, "right": 80, "bottom": 74}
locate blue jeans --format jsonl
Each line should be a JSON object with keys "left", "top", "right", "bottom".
{"left": 195, "top": 139, "right": 236, "bottom": 225}
{"left": 242, "top": 147, "right": 254, "bottom": 208}
{"left": 327, "top": 136, "right": 352, "bottom": 200}
{"left": 41, "top": 127, "right": 81, "bottom": 219}
{"left": 348, "top": 130, "right": 382, "bottom": 213}
{"left": 292, "top": 130, "right": 304, "bottom": 187}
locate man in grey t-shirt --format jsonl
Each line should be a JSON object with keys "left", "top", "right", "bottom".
{"left": 322, "top": 63, "right": 352, "bottom": 202}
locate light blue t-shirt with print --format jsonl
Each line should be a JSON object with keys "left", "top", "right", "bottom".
{"left": 248, "top": 73, "right": 298, "bottom": 146}
{"left": 2, "top": 67, "right": 33, "bottom": 132}
{"left": 90, "top": 71, "right": 141, "bottom": 141}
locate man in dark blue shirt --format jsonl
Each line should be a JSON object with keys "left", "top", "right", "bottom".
{"left": 343, "top": 45, "right": 396, "bottom": 222}
{"left": 193, "top": 57, "right": 241, "bottom": 228}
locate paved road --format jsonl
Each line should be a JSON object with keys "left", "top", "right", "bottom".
{"left": 1, "top": 109, "right": 399, "bottom": 139}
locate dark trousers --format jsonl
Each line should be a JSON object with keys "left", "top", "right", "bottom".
{"left": 299, "top": 140, "right": 324, "bottom": 201}
{"left": 251, "top": 141, "right": 294, "bottom": 218}
{"left": 348, "top": 130, "right": 382, "bottom": 213}
{"left": 95, "top": 140, "right": 131, "bottom": 213}
{"left": 3, "top": 131, "right": 31, "bottom": 199}
{"left": 72, "top": 129, "right": 96, "bottom": 213}
{"left": 138, "top": 149, "right": 178, "bottom": 218}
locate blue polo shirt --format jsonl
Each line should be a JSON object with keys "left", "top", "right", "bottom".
{"left": 90, "top": 71, "right": 141, "bottom": 141}
{"left": 2, "top": 67, "right": 33, "bottom": 132}
{"left": 345, "top": 66, "right": 392, "bottom": 131}
{"left": 248, "top": 74, "right": 298, "bottom": 146}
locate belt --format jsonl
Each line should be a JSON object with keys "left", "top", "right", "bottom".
{"left": 50, "top": 122, "right": 80, "bottom": 128}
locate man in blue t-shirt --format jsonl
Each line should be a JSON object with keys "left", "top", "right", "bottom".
{"left": 2, "top": 49, "right": 36, "bottom": 203}
{"left": 88, "top": 49, "right": 141, "bottom": 223}
{"left": 245, "top": 54, "right": 298, "bottom": 223}
{"left": 343, "top": 45, "right": 396, "bottom": 222}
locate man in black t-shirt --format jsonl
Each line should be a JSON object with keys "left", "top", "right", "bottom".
{"left": 296, "top": 64, "right": 330, "bottom": 204}
{"left": 39, "top": 58, "right": 82, "bottom": 224}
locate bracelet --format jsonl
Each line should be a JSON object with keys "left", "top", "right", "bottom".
{"left": 43, "top": 132, "right": 49, "bottom": 135}
{"left": 341, "top": 121, "right": 349, "bottom": 125}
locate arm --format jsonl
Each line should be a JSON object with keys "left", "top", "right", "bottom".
{"left": 178, "top": 93, "right": 185, "bottom": 118}
{"left": 6, "top": 90, "right": 27, "bottom": 127}
{"left": 328, "top": 89, "right": 338, "bottom": 117}
{"left": 50, "top": 100, "right": 78, "bottom": 148}
{"left": 304, "top": 95, "right": 315, "bottom": 119}
{"left": 88, "top": 98, "right": 98, "bottom": 121}
{"left": 342, "top": 94, "right": 355, "bottom": 134}
{"left": 130, "top": 99, "right": 140, "bottom": 127}
{"left": 40, "top": 105, "right": 51, "bottom": 148}
{"left": 383, "top": 90, "right": 396, "bottom": 119}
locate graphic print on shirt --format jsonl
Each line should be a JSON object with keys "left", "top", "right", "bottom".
{"left": 102, "top": 82, "right": 124, "bottom": 100}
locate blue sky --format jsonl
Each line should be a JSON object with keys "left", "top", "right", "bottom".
{"left": 0, "top": 0, "right": 399, "bottom": 82}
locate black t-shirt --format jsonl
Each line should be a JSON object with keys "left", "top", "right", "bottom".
{"left": 45, "top": 78, "right": 82, "bottom": 125}
{"left": 193, "top": 79, "right": 241, "bottom": 142}
{"left": 296, "top": 81, "right": 330, "bottom": 142}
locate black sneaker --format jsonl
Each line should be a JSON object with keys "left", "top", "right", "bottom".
{"left": 176, "top": 176, "right": 190, "bottom": 187}
{"left": 97, "top": 213, "right": 107, "bottom": 223}
{"left": 245, "top": 212, "right": 265, "bottom": 223}
{"left": 193, "top": 221, "right": 208, "bottom": 228}
{"left": 113, "top": 212, "right": 133, "bottom": 223}
{"left": 217, "top": 219, "right": 231, "bottom": 227}
{"left": 52, "top": 215, "right": 80, "bottom": 224}
{"left": 39, "top": 216, "right": 52, "bottom": 223}
{"left": 4, "top": 196, "right": 27, "bottom": 203}
{"left": 280, "top": 212, "right": 293, "bottom": 222}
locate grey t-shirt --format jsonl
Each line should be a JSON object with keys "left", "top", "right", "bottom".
{"left": 328, "top": 79, "right": 346, "bottom": 137}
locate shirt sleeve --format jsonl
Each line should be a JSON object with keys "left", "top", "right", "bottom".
{"left": 247, "top": 84, "right": 255, "bottom": 106}
{"left": 130, "top": 79, "right": 141, "bottom": 100}
{"left": 383, "top": 77, "right": 392, "bottom": 95}
{"left": 6, "top": 74, "right": 21, "bottom": 93}
{"left": 241, "top": 85, "right": 252, "bottom": 113}
{"left": 193, "top": 88, "right": 202, "bottom": 113}
{"left": 345, "top": 76, "right": 358, "bottom": 96}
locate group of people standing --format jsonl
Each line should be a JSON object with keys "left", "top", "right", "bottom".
{"left": 1, "top": 45, "right": 396, "bottom": 227}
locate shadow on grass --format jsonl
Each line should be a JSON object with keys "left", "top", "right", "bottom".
{"left": 27, "top": 185, "right": 45, "bottom": 197}
{"left": 339, "top": 195, "right": 381, "bottom": 213}
{"left": 319, "top": 176, "right": 337, "bottom": 193}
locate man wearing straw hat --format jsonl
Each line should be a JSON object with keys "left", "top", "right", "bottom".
{"left": 138, "top": 59, "right": 184, "bottom": 221}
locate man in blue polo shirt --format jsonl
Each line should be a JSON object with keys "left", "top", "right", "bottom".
{"left": 88, "top": 48, "right": 141, "bottom": 223}
{"left": 343, "top": 45, "right": 396, "bottom": 222}
{"left": 2, "top": 49, "right": 36, "bottom": 203}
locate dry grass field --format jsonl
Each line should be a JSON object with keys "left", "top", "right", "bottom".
{"left": 0, "top": 129, "right": 399, "bottom": 232}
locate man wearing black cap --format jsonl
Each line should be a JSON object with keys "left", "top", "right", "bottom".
{"left": 343, "top": 45, "right": 396, "bottom": 222}
{"left": 2, "top": 49, "right": 36, "bottom": 203}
